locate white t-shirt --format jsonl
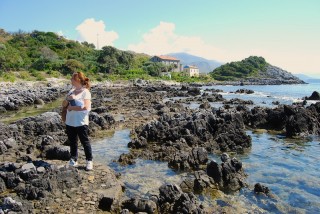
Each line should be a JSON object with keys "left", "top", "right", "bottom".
{"left": 65, "top": 88, "right": 91, "bottom": 127}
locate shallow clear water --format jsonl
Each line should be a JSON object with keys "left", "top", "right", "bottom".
{"left": 207, "top": 131, "right": 320, "bottom": 213}
{"left": 92, "top": 129, "right": 187, "bottom": 198}
{"left": 0, "top": 97, "right": 64, "bottom": 124}
{"left": 92, "top": 129, "right": 320, "bottom": 213}
{"left": 92, "top": 83, "right": 320, "bottom": 213}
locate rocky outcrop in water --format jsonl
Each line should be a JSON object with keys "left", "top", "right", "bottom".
{"left": 124, "top": 105, "right": 252, "bottom": 174}
{"left": 180, "top": 154, "right": 246, "bottom": 193}
{"left": 243, "top": 103, "right": 320, "bottom": 137}
{"left": 305, "top": 91, "right": 320, "bottom": 100}
{"left": 158, "top": 184, "right": 206, "bottom": 214}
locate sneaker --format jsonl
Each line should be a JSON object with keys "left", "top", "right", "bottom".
{"left": 69, "top": 159, "right": 78, "bottom": 167}
{"left": 86, "top": 160, "right": 93, "bottom": 171}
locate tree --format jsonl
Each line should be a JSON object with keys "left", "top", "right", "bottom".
{"left": 61, "top": 59, "right": 85, "bottom": 75}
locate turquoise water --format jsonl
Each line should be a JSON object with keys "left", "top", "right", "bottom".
{"left": 91, "top": 84, "right": 320, "bottom": 213}
{"left": 202, "top": 83, "right": 320, "bottom": 107}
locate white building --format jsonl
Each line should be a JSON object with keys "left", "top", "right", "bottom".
{"left": 150, "top": 55, "right": 182, "bottom": 72}
{"left": 183, "top": 65, "right": 199, "bottom": 77}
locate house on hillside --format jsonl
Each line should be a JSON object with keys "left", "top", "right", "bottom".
{"left": 150, "top": 55, "right": 182, "bottom": 72}
{"left": 183, "top": 65, "right": 199, "bottom": 77}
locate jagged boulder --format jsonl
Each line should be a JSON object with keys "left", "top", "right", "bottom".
{"left": 206, "top": 154, "right": 246, "bottom": 191}
{"left": 158, "top": 184, "right": 205, "bottom": 214}
{"left": 306, "top": 91, "right": 320, "bottom": 100}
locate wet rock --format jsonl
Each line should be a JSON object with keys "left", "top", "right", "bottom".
{"left": 235, "top": 89, "right": 254, "bottom": 94}
{"left": 118, "top": 153, "right": 136, "bottom": 165}
{"left": 121, "top": 198, "right": 157, "bottom": 213}
{"left": 206, "top": 93, "right": 225, "bottom": 102}
{"left": 168, "top": 147, "right": 208, "bottom": 170}
{"left": 193, "top": 170, "right": 215, "bottom": 193}
{"left": 254, "top": 183, "right": 270, "bottom": 194}
{"left": 206, "top": 160, "right": 223, "bottom": 187}
{"left": 158, "top": 184, "right": 205, "bottom": 214}
{"left": 306, "top": 91, "right": 320, "bottom": 100}
{"left": 199, "top": 101, "right": 211, "bottom": 109}
{"left": 187, "top": 87, "right": 201, "bottom": 96}
{"left": 215, "top": 123, "right": 252, "bottom": 152}
{"left": 206, "top": 155, "right": 246, "bottom": 191}
{"left": 159, "top": 184, "right": 183, "bottom": 204}
{"left": 223, "top": 98, "right": 254, "bottom": 105}
{"left": 128, "top": 136, "right": 148, "bottom": 149}
{"left": 285, "top": 105, "right": 320, "bottom": 137}
{"left": 172, "top": 192, "right": 205, "bottom": 214}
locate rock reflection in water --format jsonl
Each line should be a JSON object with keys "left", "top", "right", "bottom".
{"left": 91, "top": 129, "right": 186, "bottom": 198}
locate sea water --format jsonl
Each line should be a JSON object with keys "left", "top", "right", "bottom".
{"left": 92, "top": 83, "right": 320, "bottom": 213}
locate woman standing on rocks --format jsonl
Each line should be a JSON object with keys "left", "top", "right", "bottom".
{"left": 62, "top": 71, "right": 93, "bottom": 170}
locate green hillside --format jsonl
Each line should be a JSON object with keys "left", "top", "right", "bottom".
{"left": 0, "top": 29, "right": 153, "bottom": 81}
{"left": 209, "top": 56, "right": 268, "bottom": 81}
{"left": 0, "top": 29, "right": 214, "bottom": 83}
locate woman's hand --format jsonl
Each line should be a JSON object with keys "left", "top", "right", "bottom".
{"left": 67, "top": 94, "right": 76, "bottom": 100}
{"left": 62, "top": 100, "right": 69, "bottom": 108}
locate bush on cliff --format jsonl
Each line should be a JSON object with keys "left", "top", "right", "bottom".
{"left": 210, "top": 56, "right": 267, "bottom": 81}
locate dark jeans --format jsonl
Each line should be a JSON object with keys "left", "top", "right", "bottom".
{"left": 66, "top": 125, "right": 92, "bottom": 161}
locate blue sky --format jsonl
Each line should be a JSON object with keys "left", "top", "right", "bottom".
{"left": 1, "top": 0, "right": 319, "bottom": 77}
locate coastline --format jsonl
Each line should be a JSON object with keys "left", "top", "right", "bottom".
{"left": 0, "top": 79, "right": 319, "bottom": 213}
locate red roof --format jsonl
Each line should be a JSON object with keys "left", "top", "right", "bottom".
{"left": 157, "top": 55, "right": 180, "bottom": 61}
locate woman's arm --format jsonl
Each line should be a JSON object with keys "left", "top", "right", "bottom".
{"left": 67, "top": 99, "right": 91, "bottom": 111}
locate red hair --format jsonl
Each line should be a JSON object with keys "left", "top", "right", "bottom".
{"left": 72, "top": 72, "right": 91, "bottom": 89}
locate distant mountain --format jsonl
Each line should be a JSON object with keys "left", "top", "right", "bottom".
{"left": 295, "top": 74, "right": 320, "bottom": 83}
{"left": 168, "top": 52, "right": 222, "bottom": 73}
{"left": 209, "top": 56, "right": 305, "bottom": 84}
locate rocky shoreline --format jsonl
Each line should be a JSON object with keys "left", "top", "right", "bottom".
{"left": 1, "top": 79, "right": 319, "bottom": 213}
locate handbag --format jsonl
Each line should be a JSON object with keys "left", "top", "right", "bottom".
{"left": 61, "top": 100, "right": 69, "bottom": 123}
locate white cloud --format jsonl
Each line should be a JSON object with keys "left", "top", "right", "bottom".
{"left": 76, "top": 18, "right": 119, "bottom": 48}
{"left": 128, "top": 22, "right": 223, "bottom": 59}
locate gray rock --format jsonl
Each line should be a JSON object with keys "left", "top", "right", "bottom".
{"left": 0, "top": 177, "right": 6, "bottom": 193}
{"left": 37, "top": 167, "right": 46, "bottom": 173}
{"left": 0, "top": 141, "right": 7, "bottom": 154}
{"left": 21, "top": 163, "right": 36, "bottom": 172}
{"left": 34, "top": 98, "right": 45, "bottom": 105}
{"left": 4, "top": 138, "right": 17, "bottom": 149}
{"left": 45, "top": 146, "right": 70, "bottom": 161}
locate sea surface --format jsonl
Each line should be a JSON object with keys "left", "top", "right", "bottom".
{"left": 92, "top": 83, "right": 320, "bottom": 213}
